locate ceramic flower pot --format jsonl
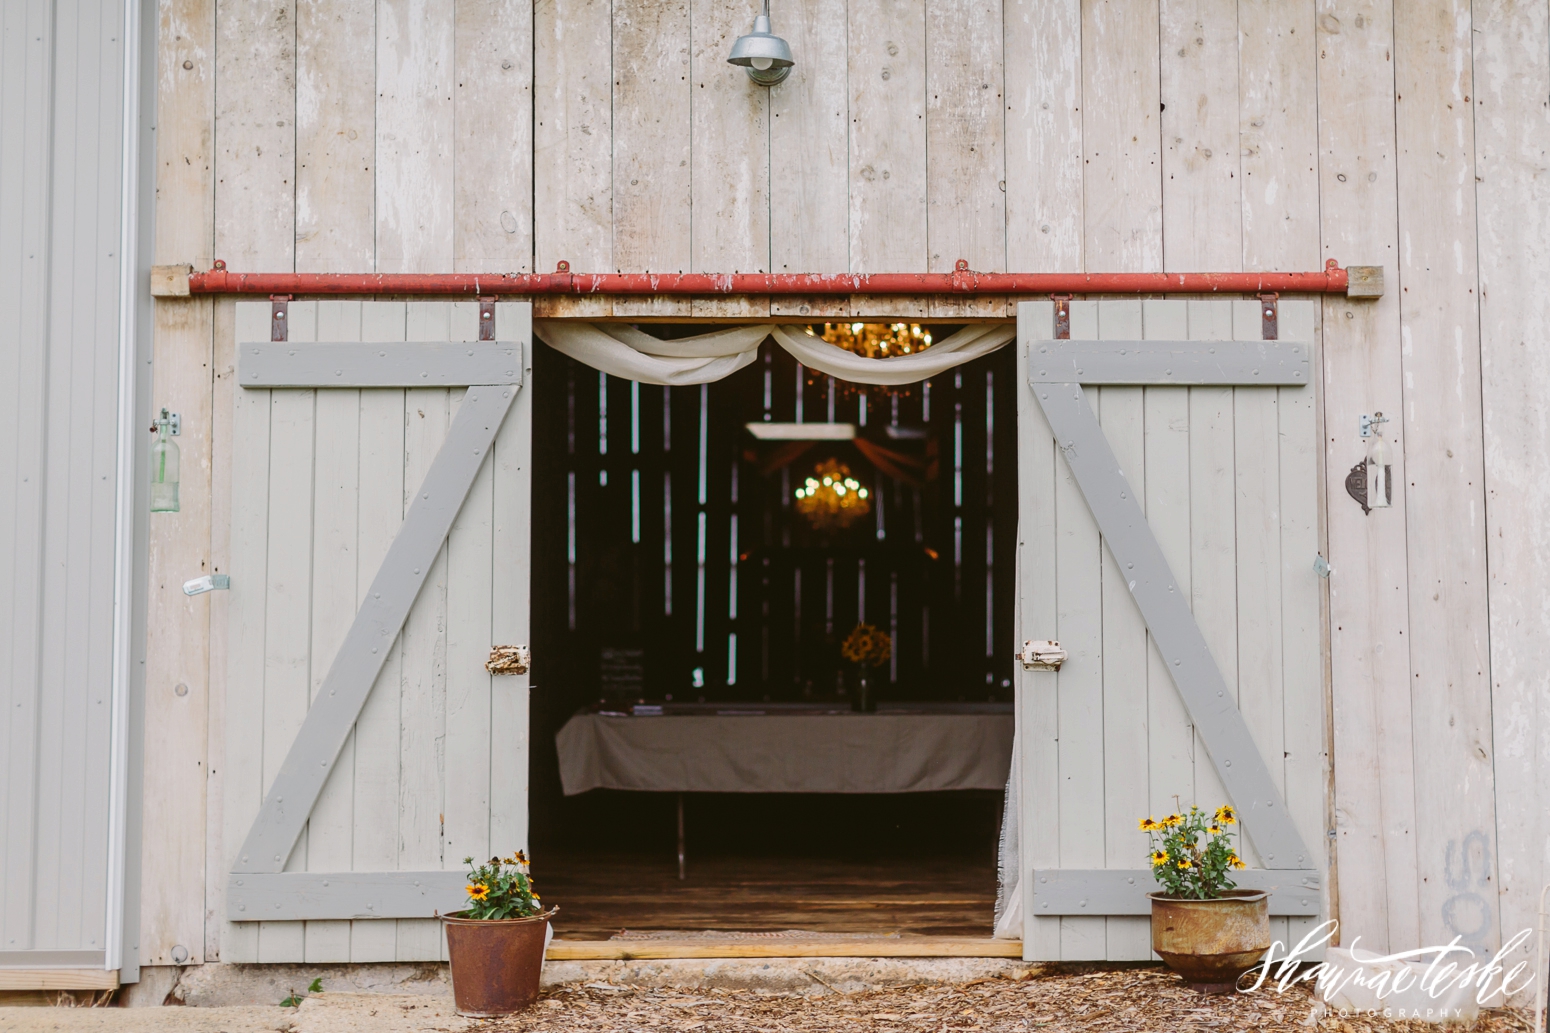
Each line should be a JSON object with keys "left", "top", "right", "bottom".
{"left": 1147, "top": 889, "right": 1270, "bottom": 993}
{"left": 442, "top": 910, "right": 550, "bottom": 1015}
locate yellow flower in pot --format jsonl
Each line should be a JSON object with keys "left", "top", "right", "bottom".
{"left": 442, "top": 853, "right": 556, "bottom": 1016}
{"left": 1140, "top": 804, "right": 1269, "bottom": 994}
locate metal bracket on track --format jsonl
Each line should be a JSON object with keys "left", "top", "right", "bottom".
{"left": 1052, "top": 295, "right": 1072, "bottom": 340}
{"left": 1259, "top": 293, "right": 1279, "bottom": 340}
{"left": 479, "top": 296, "right": 496, "bottom": 341}
{"left": 270, "top": 295, "right": 291, "bottom": 342}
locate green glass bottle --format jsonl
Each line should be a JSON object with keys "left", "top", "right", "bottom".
{"left": 150, "top": 408, "right": 180, "bottom": 513}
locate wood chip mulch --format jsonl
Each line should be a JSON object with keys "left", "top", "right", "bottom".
{"left": 487, "top": 969, "right": 1534, "bottom": 1033}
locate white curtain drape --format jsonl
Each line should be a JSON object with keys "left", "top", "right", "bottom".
{"left": 534, "top": 320, "right": 1017, "bottom": 386}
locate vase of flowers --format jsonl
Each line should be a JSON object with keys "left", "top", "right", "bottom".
{"left": 441, "top": 853, "right": 555, "bottom": 1015}
{"left": 1140, "top": 805, "right": 1269, "bottom": 993}
{"left": 840, "top": 623, "right": 891, "bottom": 712}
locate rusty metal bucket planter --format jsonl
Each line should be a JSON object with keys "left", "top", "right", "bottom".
{"left": 443, "top": 910, "right": 552, "bottom": 1016}
{"left": 1147, "top": 890, "right": 1270, "bottom": 994}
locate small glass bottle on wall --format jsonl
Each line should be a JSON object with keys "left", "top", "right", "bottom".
{"left": 1365, "top": 411, "right": 1391, "bottom": 510}
{"left": 150, "top": 407, "right": 180, "bottom": 513}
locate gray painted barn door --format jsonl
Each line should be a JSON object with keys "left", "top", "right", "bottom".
{"left": 1014, "top": 299, "right": 1326, "bottom": 962}
{"left": 222, "top": 301, "right": 533, "bottom": 964}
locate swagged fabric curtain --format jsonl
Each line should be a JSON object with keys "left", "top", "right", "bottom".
{"left": 533, "top": 321, "right": 1017, "bottom": 386}
{"left": 533, "top": 318, "right": 1025, "bottom": 939}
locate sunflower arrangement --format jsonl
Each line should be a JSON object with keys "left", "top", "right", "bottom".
{"left": 841, "top": 622, "right": 892, "bottom": 667}
{"left": 1139, "top": 805, "right": 1246, "bottom": 899}
{"left": 461, "top": 851, "right": 548, "bottom": 920}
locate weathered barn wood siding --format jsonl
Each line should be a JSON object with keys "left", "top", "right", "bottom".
{"left": 143, "top": 0, "right": 1548, "bottom": 973}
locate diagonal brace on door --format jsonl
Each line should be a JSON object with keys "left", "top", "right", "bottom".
{"left": 231, "top": 381, "right": 520, "bottom": 876}
{"left": 1028, "top": 367, "right": 1314, "bottom": 871}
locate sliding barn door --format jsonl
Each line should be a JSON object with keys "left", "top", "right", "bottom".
{"left": 223, "top": 301, "right": 532, "bottom": 964}
{"left": 1015, "top": 299, "right": 1325, "bottom": 962}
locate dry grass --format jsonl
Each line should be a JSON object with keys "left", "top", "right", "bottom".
{"left": 491, "top": 969, "right": 1534, "bottom": 1033}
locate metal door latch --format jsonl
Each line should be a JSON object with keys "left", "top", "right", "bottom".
{"left": 1018, "top": 640, "right": 1067, "bottom": 671}
{"left": 183, "top": 574, "right": 231, "bottom": 596}
{"left": 485, "top": 644, "right": 531, "bottom": 675}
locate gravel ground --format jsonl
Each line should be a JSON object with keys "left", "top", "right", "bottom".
{"left": 1, "top": 970, "right": 1535, "bottom": 1033}
{"left": 493, "top": 970, "right": 1533, "bottom": 1033}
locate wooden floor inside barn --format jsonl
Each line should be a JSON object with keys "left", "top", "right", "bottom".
{"left": 541, "top": 852, "right": 998, "bottom": 940}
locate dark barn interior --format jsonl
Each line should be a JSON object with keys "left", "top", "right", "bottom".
{"left": 525, "top": 328, "right": 1017, "bottom": 939}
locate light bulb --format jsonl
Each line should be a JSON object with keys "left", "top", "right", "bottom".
{"left": 858, "top": 488, "right": 868, "bottom": 498}
{"left": 835, "top": 485, "right": 846, "bottom": 495}
{"left": 750, "top": 55, "right": 774, "bottom": 70}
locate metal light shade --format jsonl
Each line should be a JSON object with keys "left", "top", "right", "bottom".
{"left": 728, "top": 5, "right": 793, "bottom": 86}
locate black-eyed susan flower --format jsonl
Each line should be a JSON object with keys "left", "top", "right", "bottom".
{"left": 467, "top": 883, "right": 490, "bottom": 901}
{"left": 1176, "top": 857, "right": 1193, "bottom": 870}
{"left": 1139, "top": 817, "right": 1161, "bottom": 832}
{"left": 1228, "top": 853, "right": 1246, "bottom": 870}
{"left": 1207, "top": 824, "right": 1222, "bottom": 835}
{"left": 1214, "top": 805, "right": 1236, "bottom": 825}
{"left": 1163, "top": 813, "right": 1184, "bottom": 828}
{"left": 1150, "top": 850, "right": 1169, "bottom": 868}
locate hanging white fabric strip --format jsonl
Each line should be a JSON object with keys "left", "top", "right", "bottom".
{"left": 534, "top": 320, "right": 1017, "bottom": 386}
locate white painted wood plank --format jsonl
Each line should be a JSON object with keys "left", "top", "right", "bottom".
{"left": 1276, "top": 300, "right": 1327, "bottom": 954}
{"left": 1016, "top": 301, "right": 1061, "bottom": 961}
{"left": 303, "top": 301, "right": 362, "bottom": 963}
{"left": 455, "top": 0, "right": 533, "bottom": 273}
{"left": 256, "top": 303, "right": 318, "bottom": 964}
{"left": 1238, "top": 0, "right": 1319, "bottom": 271}
{"left": 295, "top": 0, "right": 375, "bottom": 272}
{"left": 1081, "top": 0, "right": 1161, "bottom": 271}
{"left": 1158, "top": 0, "right": 1240, "bottom": 270}
{"left": 1392, "top": 0, "right": 1499, "bottom": 954}
{"left": 142, "top": 307, "right": 215, "bottom": 962}
{"left": 350, "top": 302, "right": 407, "bottom": 961}
{"left": 491, "top": 304, "right": 534, "bottom": 859}
{"left": 212, "top": 0, "right": 295, "bottom": 271}
{"left": 1002, "top": 0, "right": 1082, "bottom": 271}
{"left": 690, "top": 0, "right": 769, "bottom": 318}
{"left": 1316, "top": 0, "right": 1417, "bottom": 955}
{"left": 377, "top": 0, "right": 455, "bottom": 273}
{"left": 444, "top": 302, "right": 494, "bottom": 874}
{"left": 848, "top": 0, "right": 928, "bottom": 274}
{"left": 1140, "top": 300, "right": 1194, "bottom": 822}
{"left": 612, "top": 0, "right": 692, "bottom": 318}
{"left": 1094, "top": 302, "right": 1150, "bottom": 962}
{"left": 223, "top": 303, "right": 272, "bottom": 963}
{"left": 1231, "top": 301, "right": 1286, "bottom": 878}
{"left": 345, "top": 304, "right": 406, "bottom": 955}
{"left": 1055, "top": 301, "right": 1104, "bottom": 960}
{"left": 769, "top": 0, "right": 849, "bottom": 276}
{"left": 533, "top": 0, "right": 612, "bottom": 306}
{"left": 1184, "top": 301, "right": 1236, "bottom": 850}
{"left": 1473, "top": 0, "right": 1550, "bottom": 991}
{"left": 207, "top": 297, "right": 238, "bottom": 963}
{"left": 925, "top": 0, "right": 1004, "bottom": 311}
{"left": 397, "top": 303, "right": 453, "bottom": 962}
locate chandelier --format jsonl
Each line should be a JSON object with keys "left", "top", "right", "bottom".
{"left": 794, "top": 459, "right": 871, "bottom": 530}
{"left": 809, "top": 322, "right": 934, "bottom": 358}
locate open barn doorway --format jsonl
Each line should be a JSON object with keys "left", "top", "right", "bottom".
{"left": 526, "top": 325, "right": 1019, "bottom": 943}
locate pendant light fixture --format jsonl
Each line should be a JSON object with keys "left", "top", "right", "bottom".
{"left": 727, "top": 0, "right": 794, "bottom": 86}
